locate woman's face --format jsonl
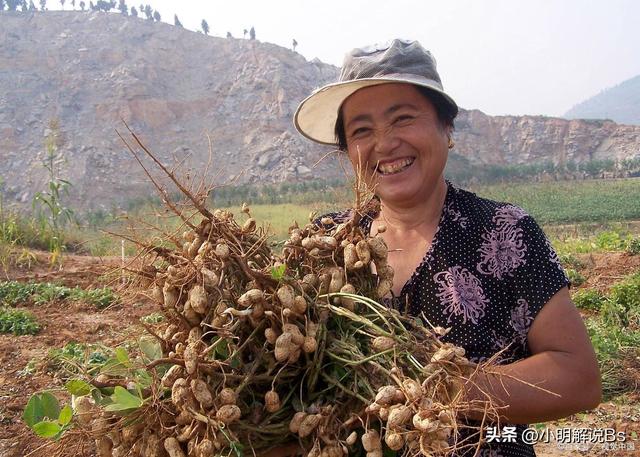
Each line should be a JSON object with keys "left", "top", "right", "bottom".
{"left": 341, "top": 83, "right": 451, "bottom": 206}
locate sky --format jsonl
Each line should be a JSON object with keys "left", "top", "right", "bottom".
{"left": 75, "top": 0, "right": 640, "bottom": 117}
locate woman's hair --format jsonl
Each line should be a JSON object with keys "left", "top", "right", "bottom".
{"left": 334, "top": 86, "right": 457, "bottom": 151}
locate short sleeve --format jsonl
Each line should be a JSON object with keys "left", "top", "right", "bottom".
{"left": 508, "top": 215, "right": 569, "bottom": 327}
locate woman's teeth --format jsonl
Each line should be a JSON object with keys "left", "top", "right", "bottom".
{"left": 377, "top": 158, "right": 415, "bottom": 175}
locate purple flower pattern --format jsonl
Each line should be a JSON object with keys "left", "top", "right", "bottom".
{"left": 434, "top": 266, "right": 488, "bottom": 324}
{"left": 477, "top": 225, "right": 527, "bottom": 279}
{"left": 445, "top": 200, "right": 468, "bottom": 228}
{"left": 510, "top": 298, "right": 533, "bottom": 345}
{"left": 494, "top": 204, "right": 528, "bottom": 228}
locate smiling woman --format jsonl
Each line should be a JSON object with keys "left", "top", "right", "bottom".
{"left": 293, "top": 39, "right": 601, "bottom": 456}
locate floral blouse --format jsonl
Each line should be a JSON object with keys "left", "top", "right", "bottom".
{"left": 323, "top": 181, "right": 569, "bottom": 457}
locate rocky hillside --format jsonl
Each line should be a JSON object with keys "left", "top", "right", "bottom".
{"left": 1, "top": 11, "right": 640, "bottom": 212}
{"left": 0, "top": 11, "right": 339, "bottom": 211}
{"left": 564, "top": 75, "right": 640, "bottom": 125}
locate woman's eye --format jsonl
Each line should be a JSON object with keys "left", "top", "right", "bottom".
{"left": 394, "top": 115, "right": 414, "bottom": 124}
{"left": 351, "top": 127, "right": 370, "bottom": 137}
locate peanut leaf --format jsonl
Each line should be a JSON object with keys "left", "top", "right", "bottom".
{"left": 65, "top": 379, "right": 93, "bottom": 396}
{"left": 104, "top": 386, "right": 143, "bottom": 412}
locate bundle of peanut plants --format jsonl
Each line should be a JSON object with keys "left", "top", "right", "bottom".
{"left": 26, "top": 129, "right": 496, "bottom": 457}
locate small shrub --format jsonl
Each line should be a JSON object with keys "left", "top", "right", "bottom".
{"left": 0, "top": 307, "right": 40, "bottom": 335}
{"left": 586, "top": 317, "right": 640, "bottom": 399}
{"left": 558, "top": 253, "right": 585, "bottom": 269}
{"left": 140, "top": 313, "right": 164, "bottom": 324}
{"left": 572, "top": 289, "right": 605, "bottom": 311}
{"left": 595, "top": 230, "right": 626, "bottom": 250}
{"left": 609, "top": 272, "right": 640, "bottom": 314}
{"left": 566, "top": 268, "right": 586, "bottom": 287}
{"left": 47, "top": 341, "right": 110, "bottom": 377}
{"left": 69, "top": 287, "right": 119, "bottom": 309}
{"left": 626, "top": 237, "right": 640, "bottom": 255}
{"left": 0, "top": 281, "right": 118, "bottom": 308}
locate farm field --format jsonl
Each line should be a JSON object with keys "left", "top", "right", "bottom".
{"left": 0, "top": 178, "right": 639, "bottom": 456}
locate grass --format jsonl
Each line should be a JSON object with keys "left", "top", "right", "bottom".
{"left": 0, "top": 281, "right": 119, "bottom": 309}
{"left": 0, "top": 307, "right": 40, "bottom": 335}
{"left": 469, "top": 179, "right": 640, "bottom": 224}
{"left": 574, "top": 270, "right": 640, "bottom": 399}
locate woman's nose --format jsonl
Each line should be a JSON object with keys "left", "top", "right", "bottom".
{"left": 373, "top": 126, "right": 400, "bottom": 155}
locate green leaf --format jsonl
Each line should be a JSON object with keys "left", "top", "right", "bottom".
{"left": 138, "top": 337, "right": 162, "bottom": 362}
{"left": 65, "top": 379, "right": 93, "bottom": 396}
{"left": 115, "top": 347, "right": 131, "bottom": 366}
{"left": 270, "top": 264, "right": 286, "bottom": 281}
{"left": 32, "top": 421, "right": 62, "bottom": 438}
{"left": 104, "top": 386, "right": 143, "bottom": 412}
{"left": 58, "top": 405, "right": 72, "bottom": 426}
{"left": 40, "top": 392, "right": 60, "bottom": 419}
{"left": 23, "top": 395, "right": 42, "bottom": 427}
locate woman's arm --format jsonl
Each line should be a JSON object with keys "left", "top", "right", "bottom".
{"left": 464, "top": 286, "right": 601, "bottom": 424}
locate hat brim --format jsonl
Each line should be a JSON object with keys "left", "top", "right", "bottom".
{"left": 294, "top": 75, "right": 458, "bottom": 146}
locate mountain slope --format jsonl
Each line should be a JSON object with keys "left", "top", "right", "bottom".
{"left": 1, "top": 11, "right": 639, "bottom": 211}
{"left": 564, "top": 75, "right": 640, "bottom": 125}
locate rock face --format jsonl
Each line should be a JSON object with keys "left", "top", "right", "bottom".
{"left": 454, "top": 110, "right": 640, "bottom": 166}
{"left": 1, "top": 11, "right": 639, "bottom": 211}
{"left": 0, "top": 11, "right": 340, "bottom": 210}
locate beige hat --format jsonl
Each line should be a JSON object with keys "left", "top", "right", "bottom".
{"left": 294, "top": 39, "right": 458, "bottom": 146}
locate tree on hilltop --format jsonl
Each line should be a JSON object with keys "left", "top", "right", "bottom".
{"left": 117, "top": 0, "right": 127, "bottom": 15}
{"left": 243, "top": 28, "right": 248, "bottom": 38}
{"left": 174, "top": 14, "right": 182, "bottom": 27}
{"left": 59, "top": 0, "right": 64, "bottom": 9}
{"left": 201, "top": 19, "right": 209, "bottom": 35}
{"left": 28, "top": 0, "right": 36, "bottom": 9}
{"left": 226, "top": 31, "right": 232, "bottom": 38}
{"left": 78, "top": 0, "right": 84, "bottom": 9}
{"left": 20, "top": 0, "right": 27, "bottom": 11}
{"left": 292, "top": 38, "right": 297, "bottom": 52}
{"left": 39, "top": 0, "right": 45, "bottom": 10}
{"left": 88, "top": 0, "right": 94, "bottom": 9}
{"left": 152, "top": 9, "right": 159, "bottom": 21}
{"left": 130, "top": 5, "right": 137, "bottom": 16}
{"left": 143, "top": 3, "right": 151, "bottom": 19}
{"left": 249, "top": 26, "right": 255, "bottom": 40}
{"left": 7, "top": 0, "right": 21, "bottom": 10}
{"left": 70, "top": 0, "right": 74, "bottom": 8}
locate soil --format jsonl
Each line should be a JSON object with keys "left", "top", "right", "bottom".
{"left": 0, "top": 250, "right": 638, "bottom": 457}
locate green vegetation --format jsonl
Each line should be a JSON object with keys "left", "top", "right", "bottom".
{"left": 0, "top": 281, "right": 118, "bottom": 309}
{"left": 46, "top": 341, "right": 110, "bottom": 377}
{"left": 470, "top": 179, "right": 640, "bottom": 224}
{"left": 0, "top": 307, "right": 40, "bottom": 335}
{"left": 572, "top": 289, "right": 606, "bottom": 311}
{"left": 573, "top": 270, "right": 640, "bottom": 399}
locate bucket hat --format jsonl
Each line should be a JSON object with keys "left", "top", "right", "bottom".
{"left": 294, "top": 39, "right": 458, "bottom": 146}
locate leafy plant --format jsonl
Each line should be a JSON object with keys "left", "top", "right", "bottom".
{"left": 0, "top": 281, "right": 119, "bottom": 308}
{"left": 23, "top": 392, "right": 72, "bottom": 439}
{"left": 565, "top": 269, "right": 586, "bottom": 287}
{"left": 32, "top": 119, "right": 75, "bottom": 262}
{"left": 0, "top": 307, "right": 40, "bottom": 335}
{"left": 626, "top": 237, "right": 640, "bottom": 255}
{"left": 47, "top": 341, "right": 110, "bottom": 378}
{"left": 140, "top": 312, "right": 164, "bottom": 324}
{"left": 572, "top": 289, "right": 605, "bottom": 311}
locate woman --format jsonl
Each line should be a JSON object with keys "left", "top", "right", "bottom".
{"left": 291, "top": 39, "right": 601, "bottom": 456}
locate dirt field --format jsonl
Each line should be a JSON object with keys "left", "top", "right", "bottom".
{"left": 0, "top": 251, "right": 638, "bottom": 457}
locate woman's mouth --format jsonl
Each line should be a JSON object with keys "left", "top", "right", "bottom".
{"left": 375, "top": 157, "right": 415, "bottom": 176}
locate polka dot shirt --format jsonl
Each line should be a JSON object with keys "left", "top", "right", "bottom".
{"left": 322, "top": 181, "right": 569, "bottom": 457}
